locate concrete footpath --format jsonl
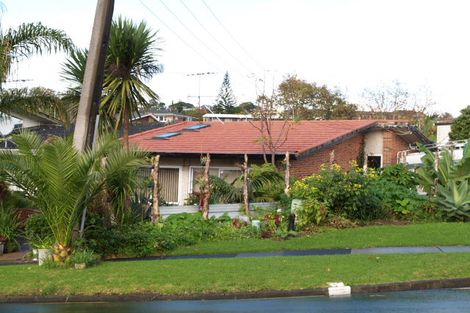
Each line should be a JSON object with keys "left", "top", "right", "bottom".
{"left": 2, "top": 246, "right": 470, "bottom": 265}
{"left": 109, "top": 245, "right": 470, "bottom": 262}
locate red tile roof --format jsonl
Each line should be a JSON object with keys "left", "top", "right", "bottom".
{"left": 128, "top": 120, "right": 377, "bottom": 156}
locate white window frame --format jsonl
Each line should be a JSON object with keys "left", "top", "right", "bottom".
{"left": 365, "top": 153, "right": 383, "bottom": 169}
{"left": 189, "top": 166, "right": 241, "bottom": 194}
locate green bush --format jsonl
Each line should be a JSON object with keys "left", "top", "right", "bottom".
{"left": 25, "top": 213, "right": 54, "bottom": 248}
{"left": 295, "top": 198, "right": 327, "bottom": 228}
{"left": 69, "top": 249, "right": 100, "bottom": 266}
{"left": 0, "top": 205, "right": 20, "bottom": 250}
{"left": 372, "top": 170, "right": 426, "bottom": 218}
{"left": 85, "top": 222, "right": 158, "bottom": 257}
{"left": 291, "top": 164, "right": 384, "bottom": 223}
{"left": 162, "top": 213, "right": 218, "bottom": 246}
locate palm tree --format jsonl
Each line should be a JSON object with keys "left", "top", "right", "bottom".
{"left": 62, "top": 17, "right": 162, "bottom": 148}
{"left": 0, "top": 132, "right": 147, "bottom": 261}
{"left": 0, "top": 22, "right": 73, "bottom": 89}
{"left": 0, "top": 87, "right": 74, "bottom": 125}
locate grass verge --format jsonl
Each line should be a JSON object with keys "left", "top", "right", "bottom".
{"left": 1, "top": 253, "right": 470, "bottom": 296}
{"left": 170, "top": 222, "right": 470, "bottom": 256}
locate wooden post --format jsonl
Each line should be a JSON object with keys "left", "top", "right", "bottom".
{"left": 151, "top": 155, "right": 161, "bottom": 223}
{"left": 329, "top": 149, "right": 335, "bottom": 166}
{"left": 243, "top": 154, "right": 250, "bottom": 215}
{"left": 284, "top": 151, "right": 290, "bottom": 195}
{"left": 201, "top": 153, "right": 211, "bottom": 219}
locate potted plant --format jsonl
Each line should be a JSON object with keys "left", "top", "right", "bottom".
{"left": 0, "top": 206, "right": 20, "bottom": 254}
{"left": 28, "top": 236, "right": 54, "bottom": 265}
{"left": 0, "top": 236, "right": 5, "bottom": 256}
{"left": 70, "top": 249, "right": 98, "bottom": 270}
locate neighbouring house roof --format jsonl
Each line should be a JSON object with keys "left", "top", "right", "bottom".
{"left": 134, "top": 110, "right": 195, "bottom": 121}
{"left": 0, "top": 122, "right": 164, "bottom": 149}
{"left": 203, "top": 113, "right": 254, "bottom": 119}
{"left": 436, "top": 119, "right": 454, "bottom": 126}
{"left": 128, "top": 120, "right": 381, "bottom": 157}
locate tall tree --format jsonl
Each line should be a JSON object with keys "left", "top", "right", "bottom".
{"left": 362, "top": 80, "right": 410, "bottom": 114}
{"left": 213, "top": 72, "right": 237, "bottom": 114}
{"left": 449, "top": 106, "right": 470, "bottom": 140}
{"left": 63, "top": 17, "right": 163, "bottom": 148}
{"left": 277, "top": 74, "right": 356, "bottom": 120}
{"left": 0, "top": 22, "right": 73, "bottom": 89}
{"left": 102, "top": 17, "right": 162, "bottom": 149}
{"left": 277, "top": 75, "right": 315, "bottom": 119}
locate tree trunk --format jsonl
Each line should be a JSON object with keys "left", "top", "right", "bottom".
{"left": 123, "top": 105, "right": 130, "bottom": 150}
{"left": 243, "top": 153, "right": 250, "bottom": 215}
{"left": 201, "top": 153, "right": 211, "bottom": 220}
{"left": 151, "top": 155, "right": 161, "bottom": 223}
{"left": 284, "top": 151, "right": 290, "bottom": 195}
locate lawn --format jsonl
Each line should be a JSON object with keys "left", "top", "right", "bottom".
{"left": 1, "top": 253, "right": 470, "bottom": 297}
{"left": 170, "top": 222, "right": 470, "bottom": 256}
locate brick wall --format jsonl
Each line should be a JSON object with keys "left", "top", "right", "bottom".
{"left": 382, "top": 130, "right": 409, "bottom": 165}
{"left": 290, "top": 134, "right": 365, "bottom": 178}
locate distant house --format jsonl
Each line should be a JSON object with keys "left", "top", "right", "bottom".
{"left": 436, "top": 119, "right": 453, "bottom": 144}
{"left": 356, "top": 110, "right": 427, "bottom": 121}
{"left": 128, "top": 120, "right": 431, "bottom": 205}
{"left": 134, "top": 109, "right": 195, "bottom": 125}
{"left": 0, "top": 111, "right": 164, "bottom": 149}
{"left": 202, "top": 113, "right": 254, "bottom": 122}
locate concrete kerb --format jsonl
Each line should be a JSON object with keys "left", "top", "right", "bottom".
{"left": 2, "top": 277, "right": 470, "bottom": 304}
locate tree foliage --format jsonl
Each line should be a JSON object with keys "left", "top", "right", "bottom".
{"left": 277, "top": 74, "right": 356, "bottom": 120}
{"left": 449, "top": 105, "right": 470, "bottom": 141}
{"left": 0, "top": 132, "right": 148, "bottom": 259}
{"left": 0, "top": 22, "right": 73, "bottom": 88}
{"left": 169, "top": 101, "right": 194, "bottom": 113}
{"left": 213, "top": 72, "right": 237, "bottom": 114}
{"left": 62, "top": 17, "right": 163, "bottom": 147}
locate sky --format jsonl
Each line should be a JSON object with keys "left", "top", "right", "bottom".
{"left": 1, "top": 0, "right": 470, "bottom": 133}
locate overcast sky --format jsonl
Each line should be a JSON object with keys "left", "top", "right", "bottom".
{"left": 1, "top": 0, "right": 470, "bottom": 134}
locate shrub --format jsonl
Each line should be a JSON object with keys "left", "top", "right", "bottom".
{"left": 295, "top": 198, "right": 327, "bottom": 228}
{"left": 69, "top": 249, "right": 100, "bottom": 267}
{"left": 85, "top": 222, "right": 158, "bottom": 257}
{"left": 0, "top": 205, "right": 20, "bottom": 251}
{"left": 291, "top": 164, "right": 384, "bottom": 222}
{"left": 25, "top": 213, "right": 54, "bottom": 248}
{"left": 373, "top": 181, "right": 426, "bottom": 218}
{"left": 162, "top": 213, "right": 218, "bottom": 246}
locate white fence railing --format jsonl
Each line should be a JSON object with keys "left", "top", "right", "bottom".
{"left": 160, "top": 202, "right": 277, "bottom": 219}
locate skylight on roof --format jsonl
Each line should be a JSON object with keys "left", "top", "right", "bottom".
{"left": 183, "top": 124, "right": 210, "bottom": 131}
{"left": 153, "top": 132, "right": 181, "bottom": 140}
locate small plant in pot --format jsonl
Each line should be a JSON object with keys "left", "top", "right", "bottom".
{"left": 0, "top": 236, "right": 6, "bottom": 256}
{"left": 70, "top": 249, "right": 99, "bottom": 269}
{"left": 29, "top": 237, "right": 54, "bottom": 265}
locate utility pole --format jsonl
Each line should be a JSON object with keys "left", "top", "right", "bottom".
{"left": 73, "top": 0, "right": 114, "bottom": 152}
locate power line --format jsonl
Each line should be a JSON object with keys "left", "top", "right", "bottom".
{"left": 179, "top": 0, "right": 255, "bottom": 75}
{"left": 139, "top": 0, "right": 220, "bottom": 71}
{"left": 158, "top": 0, "right": 248, "bottom": 77}
{"left": 201, "top": 0, "right": 265, "bottom": 72}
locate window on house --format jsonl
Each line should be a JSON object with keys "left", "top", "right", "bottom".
{"left": 191, "top": 167, "right": 242, "bottom": 192}
{"left": 367, "top": 155, "right": 382, "bottom": 169}
{"left": 159, "top": 168, "right": 180, "bottom": 203}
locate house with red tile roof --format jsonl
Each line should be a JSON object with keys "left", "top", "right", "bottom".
{"left": 128, "top": 120, "right": 431, "bottom": 204}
